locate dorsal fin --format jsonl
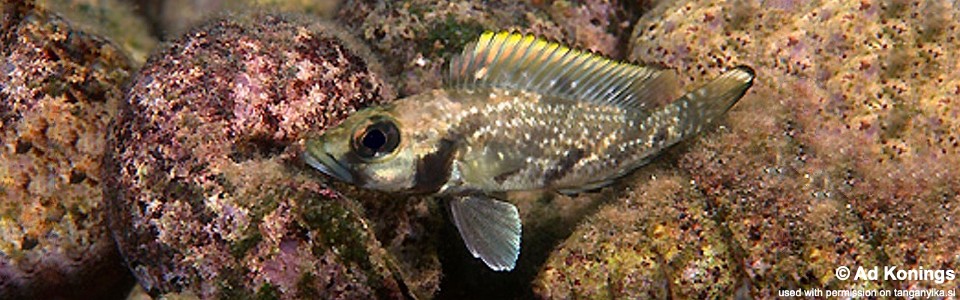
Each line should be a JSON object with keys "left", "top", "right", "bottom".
{"left": 447, "top": 31, "right": 680, "bottom": 111}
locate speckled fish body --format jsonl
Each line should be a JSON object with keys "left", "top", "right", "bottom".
{"left": 405, "top": 88, "right": 662, "bottom": 195}
{"left": 304, "top": 32, "right": 755, "bottom": 271}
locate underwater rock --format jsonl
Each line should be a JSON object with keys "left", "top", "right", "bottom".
{"left": 0, "top": 2, "right": 135, "bottom": 299}
{"left": 335, "top": 0, "right": 635, "bottom": 96}
{"left": 42, "top": 0, "right": 158, "bottom": 66}
{"left": 537, "top": 0, "right": 960, "bottom": 297}
{"left": 535, "top": 168, "right": 739, "bottom": 298}
{"left": 123, "top": 0, "right": 343, "bottom": 40}
{"left": 103, "top": 12, "right": 419, "bottom": 298}
{"left": 535, "top": 0, "right": 654, "bottom": 59}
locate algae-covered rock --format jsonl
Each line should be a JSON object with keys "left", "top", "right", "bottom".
{"left": 537, "top": 0, "right": 960, "bottom": 297}
{"left": 41, "top": 0, "right": 159, "bottom": 65}
{"left": 336, "top": 0, "right": 636, "bottom": 96}
{"left": 536, "top": 0, "right": 654, "bottom": 58}
{"left": 0, "top": 2, "right": 135, "bottom": 298}
{"left": 535, "top": 168, "right": 740, "bottom": 299}
{"left": 103, "top": 12, "right": 426, "bottom": 298}
{"left": 124, "top": 0, "right": 343, "bottom": 40}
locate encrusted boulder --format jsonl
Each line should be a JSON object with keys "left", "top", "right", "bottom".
{"left": 1, "top": 2, "right": 136, "bottom": 298}
{"left": 103, "top": 12, "right": 420, "bottom": 299}
{"left": 535, "top": 0, "right": 960, "bottom": 297}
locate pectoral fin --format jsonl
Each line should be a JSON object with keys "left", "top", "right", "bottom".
{"left": 448, "top": 195, "right": 522, "bottom": 271}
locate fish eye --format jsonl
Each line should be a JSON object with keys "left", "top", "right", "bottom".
{"left": 353, "top": 119, "right": 400, "bottom": 159}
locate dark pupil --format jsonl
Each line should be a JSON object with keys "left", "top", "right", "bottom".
{"left": 362, "top": 129, "right": 386, "bottom": 150}
{"left": 354, "top": 120, "right": 400, "bottom": 159}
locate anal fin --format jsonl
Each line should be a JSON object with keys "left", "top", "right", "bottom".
{"left": 556, "top": 179, "right": 614, "bottom": 195}
{"left": 448, "top": 195, "right": 522, "bottom": 271}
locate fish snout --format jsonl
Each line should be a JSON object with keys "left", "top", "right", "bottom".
{"left": 303, "top": 139, "right": 355, "bottom": 183}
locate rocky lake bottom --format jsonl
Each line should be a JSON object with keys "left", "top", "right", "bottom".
{"left": 2, "top": 0, "right": 959, "bottom": 299}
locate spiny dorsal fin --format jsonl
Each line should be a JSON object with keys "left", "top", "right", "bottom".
{"left": 447, "top": 31, "right": 680, "bottom": 111}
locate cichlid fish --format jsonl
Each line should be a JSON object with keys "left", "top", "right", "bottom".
{"left": 303, "top": 32, "right": 754, "bottom": 271}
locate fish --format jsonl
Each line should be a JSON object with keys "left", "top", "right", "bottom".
{"left": 303, "top": 31, "right": 754, "bottom": 271}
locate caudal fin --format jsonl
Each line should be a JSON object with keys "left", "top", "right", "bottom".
{"left": 672, "top": 66, "right": 755, "bottom": 137}
{"left": 631, "top": 66, "right": 754, "bottom": 160}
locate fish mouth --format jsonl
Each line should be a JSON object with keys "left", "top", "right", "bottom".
{"left": 303, "top": 149, "right": 355, "bottom": 183}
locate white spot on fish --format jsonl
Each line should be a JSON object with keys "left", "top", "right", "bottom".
{"left": 475, "top": 67, "right": 488, "bottom": 80}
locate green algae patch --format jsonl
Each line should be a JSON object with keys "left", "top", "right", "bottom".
{"left": 299, "top": 191, "right": 373, "bottom": 268}
{"left": 421, "top": 14, "right": 486, "bottom": 60}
